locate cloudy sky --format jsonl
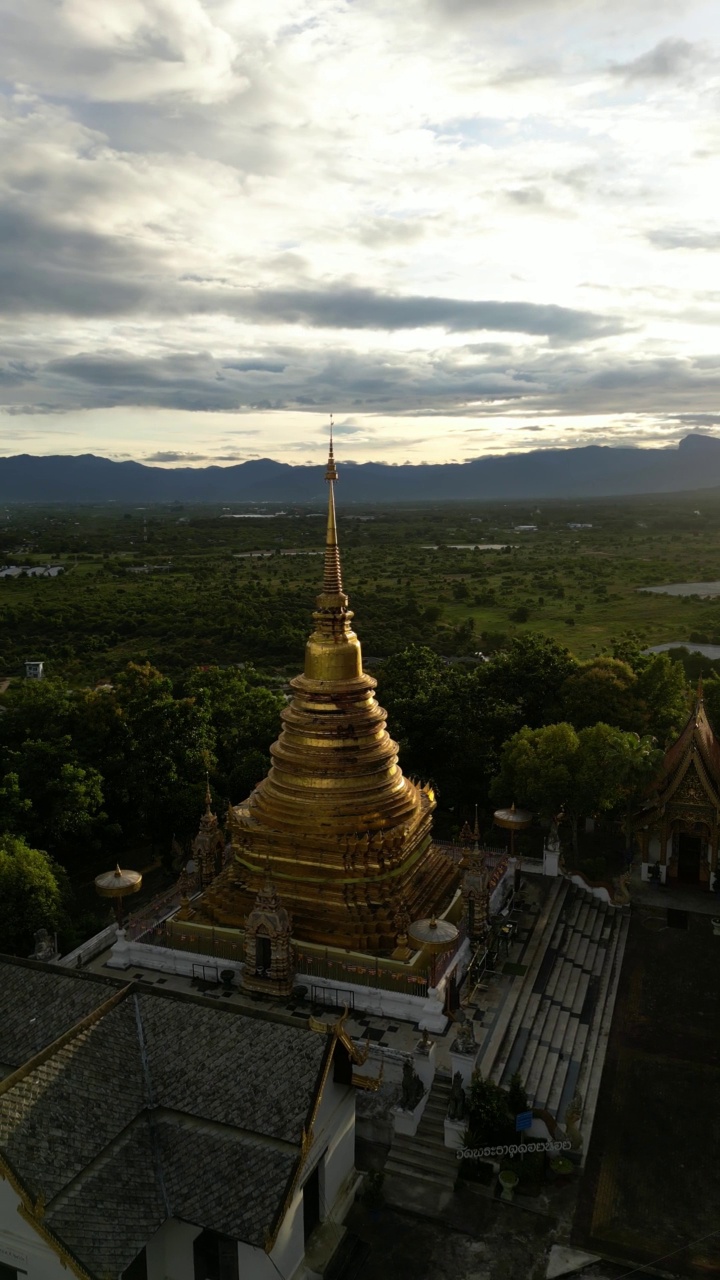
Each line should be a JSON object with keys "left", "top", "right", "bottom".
{"left": 1, "top": 0, "right": 719, "bottom": 466}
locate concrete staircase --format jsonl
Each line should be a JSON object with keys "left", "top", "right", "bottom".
{"left": 383, "top": 1075, "right": 459, "bottom": 1190}
{"left": 491, "top": 885, "right": 627, "bottom": 1127}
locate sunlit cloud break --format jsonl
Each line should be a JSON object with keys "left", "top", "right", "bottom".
{"left": 0, "top": 0, "right": 719, "bottom": 464}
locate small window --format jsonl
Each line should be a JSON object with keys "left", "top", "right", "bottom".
{"left": 0, "top": 1265, "right": 27, "bottom": 1280}
{"left": 121, "top": 1248, "right": 148, "bottom": 1280}
{"left": 193, "top": 1230, "right": 239, "bottom": 1280}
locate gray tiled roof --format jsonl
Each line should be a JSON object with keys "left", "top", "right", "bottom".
{"left": 0, "top": 999, "right": 146, "bottom": 1201}
{"left": 136, "top": 994, "right": 326, "bottom": 1143}
{"left": 0, "top": 961, "right": 122, "bottom": 1069}
{"left": 157, "top": 1117, "right": 296, "bottom": 1250}
{"left": 44, "top": 1115, "right": 297, "bottom": 1277}
{"left": 0, "top": 961, "right": 335, "bottom": 1278}
{"left": 45, "top": 1120, "right": 165, "bottom": 1276}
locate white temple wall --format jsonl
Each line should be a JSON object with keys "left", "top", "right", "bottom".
{"left": 0, "top": 1177, "right": 68, "bottom": 1280}
{"left": 146, "top": 1218, "right": 200, "bottom": 1280}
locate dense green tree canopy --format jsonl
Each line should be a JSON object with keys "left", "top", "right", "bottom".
{"left": 492, "top": 721, "right": 660, "bottom": 851}
{"left": 0, "top": 834, "right": 66, "bottom": 956}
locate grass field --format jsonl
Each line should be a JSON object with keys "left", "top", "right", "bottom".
{"left": 4, "top": 488, "right": 720, "bottom": 679}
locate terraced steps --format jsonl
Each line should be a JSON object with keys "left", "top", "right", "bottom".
{"left": 384, "top": 1076, "right": 458, "bottom": 1190}
{"left": 494, "top": 884, "right": 626, "bottom": 1131}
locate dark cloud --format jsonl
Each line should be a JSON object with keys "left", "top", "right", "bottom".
{"left": 610, "top": 38, "right": 699, "bottom": 81}
{"left": 143, "top": 450, "right": 210, "bottom": 462}
{"left": 646, "top": 226, "right": 720, "bottom": 251}
{"left": 3, "top": 343, "right": 720, "bottom": 423}
{"left": 0, "top": 203, "right": 621, "bottom": 342}
{"left": 234, "top": 286, "right": 620, "bottom": 339}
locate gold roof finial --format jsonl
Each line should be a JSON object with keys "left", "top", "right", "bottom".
{"left": 322, "top": 416, "right": 343, "bottom": 598}
{"left": 698, "top": 675, "right": 704, "bottom": 703}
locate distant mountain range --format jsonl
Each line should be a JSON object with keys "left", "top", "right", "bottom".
{"left": 2, "top": 434, "right": 720, "bottom": 503}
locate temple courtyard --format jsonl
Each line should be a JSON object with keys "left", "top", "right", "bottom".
{"left": 573, "top": 901, "right": 720, "bottom": 1277}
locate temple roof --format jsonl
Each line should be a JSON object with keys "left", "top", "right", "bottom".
{"left": 0, "top": 960, "right": 124, "bottom": 1073}
{"left": 656, "top": 692, "right": 720, "bottom": 799}
{"left": 0, "top": 957, "right": 342, "bottom": 1277}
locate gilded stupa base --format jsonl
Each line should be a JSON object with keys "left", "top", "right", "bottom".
{"left": 191, "top": 830, "right": 458, "bottom": 955}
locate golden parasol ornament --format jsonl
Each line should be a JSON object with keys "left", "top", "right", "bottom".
{"left": 94, "top": 864, "right": 142, "bottom": 926}
{"left": 407, "top": 915, "right": 459, "bottom": 985}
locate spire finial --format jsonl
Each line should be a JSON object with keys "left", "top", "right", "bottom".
{"left": 205, "top": 772, "right": 212, "bottom": 810}
{"left": 698, "top": 675, "right": 704, "bottom": 704}
{"left": 322, "top": 419, "right": 343, "bottom": 596}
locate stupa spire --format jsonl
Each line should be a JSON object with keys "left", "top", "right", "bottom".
{"left": 321, "top": 418, "right": 344, "bottom": 600}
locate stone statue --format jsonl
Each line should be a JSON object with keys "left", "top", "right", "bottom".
{"left": 546, "top": 819, "right": 560, "bottom": 853}
{"left": 447, "top": 1072, "right": 466, "bottom": 1121}
{"left": 400, "top": 1058, "right": 424, "bottom": 1111}
{"left": 454, "top": 1017, "right": 476, "bottom": 1056}
{"left": 33, "top": 928, "right": 55, "bottom": 962}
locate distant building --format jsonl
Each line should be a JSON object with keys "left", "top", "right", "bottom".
{"left": 567, "top": 523, "right": 593, "bottom": 530}
{"left": 24, "top": 661, "right": 44, "bottom": 680}
{"left": 0, "top": 957, "right": 368, "bottom": 1280}
{"left": 513, "top": 525, "right": 538, "bottom": 532}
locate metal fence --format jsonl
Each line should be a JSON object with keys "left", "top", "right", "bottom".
{"left": 139, "top": 920, "right": 245, "bottom": 963}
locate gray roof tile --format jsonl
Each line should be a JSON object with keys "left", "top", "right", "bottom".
{"left": 0, "top": 962, "right": 122, "bottom": 1069}
{"left": 0, "top": 961, "right": 336, "bottom": 1278}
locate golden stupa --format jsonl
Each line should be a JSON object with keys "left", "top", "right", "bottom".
{"left": 193, "top": 436, "right": 458, "bottom": 954}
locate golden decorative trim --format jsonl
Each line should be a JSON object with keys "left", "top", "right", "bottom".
{"left": 265, "top": 1030, "right": 337, "bottom": 1253}
{"left": 352, "top": 1062, "right": 384, "bottom": 1092}
{"left": 17, "top": 1201, "right": 94, "bottom": 1280}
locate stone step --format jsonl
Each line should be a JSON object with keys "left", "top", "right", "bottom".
{"left": 565, "top": 931, "right": 581, "bottom": 963}
{"left": 550, "top": 1008, "right": 570, "bottom": 1052}
{"left": 581, "top": 940, "right": 597, "bottom": 973}
{"left": 550, "top": 922, "right": 565, "bottom": 949}
{"left": 577, "top": 913, "right": 630, "bottom": 1158}
{"left": 563, "top": 966, "right": 583, "bottom": 1011}
{"left": 555, "top": 1024, "right": 590, "bottom": 1122}
{"left": 553, "top": 960, "right": 575, "bottom": 1007}
{"left": 572, "top": 971, "right": 590, "bottom": 1017}
{"left": 540, "top": 1002, "right": 561, "bottom": 1049}
{"left": 574, "top": 936, "right": 590, "bottom": 969}
{"left": 534, "top": 1048, "right": 561, "bottom": 1110}
{"left": 390, "top": 1137, "right": 458, "bottom": 1168}
{"left": 592, "top": 941, "right": 608, "bottom": 978}
{"left": 525, "top": 1039, "right": 550, "bottom": 1099}
{"left": 590, "top": 912, "right": 605, "bottom": 943}
{"left": 484, "top": 880, "right": 569, "bottom": 1084}
{"left": 566, "top": 899, "right": 581, "bottom": 928}
{"left": 518, "top": 990, "right": 542, "bottom": 1034}
{"left": 515, "top": 999, "right": 551, "bottom": 1086}
{"left": 544, "top": 957, "right": 565, "bottom": 1002}
{"left": 546, "top": 1022, "right": 588, "bottom": 1117}
{"left": 384, "top": 1157, "right": 456, "bottom": 1188}
{"left": 578, "top": 903, "right": 594, "bottom": 934}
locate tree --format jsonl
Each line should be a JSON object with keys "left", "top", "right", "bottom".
{"left": 634, "top": 653, "right": 688, "bottom": 742}
{"left": 483, "top": 634, "right": 577, "bottom": 728}
{"left": 465, "top": 1074, "right": 514, "bottom": 1147}
{"left": 0, "top": 834, "right": 66, "bottom": 956}
{"left": 560, "top": 657, "right": 640, "bottom": 731}
{"left": 492, "top": 721, "right": 660, "bottom": 853}
{"left": 182, "top": 666, "right": 284, "bottom": 799}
